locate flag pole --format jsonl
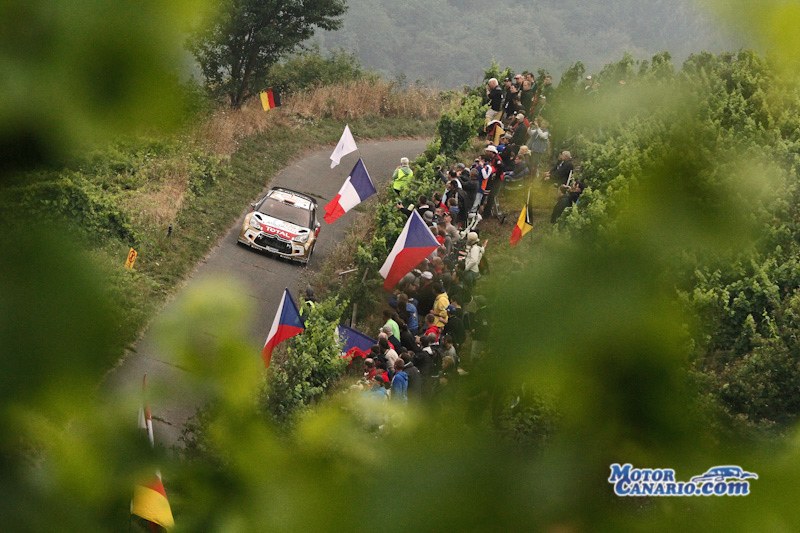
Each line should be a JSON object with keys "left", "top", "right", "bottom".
{"left": 527, "top": 187, "right": 535, "bottom": 250}
{"left": 349, "top": 129, "right": 376, "bottom": 203}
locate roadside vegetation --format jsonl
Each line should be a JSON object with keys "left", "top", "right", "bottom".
{"left": 0, "top": 50, "right": 446, "bottom": 364}
{"left": 244, "top": 43, "right": 800, "bottom": 530}
{"left": 6, "top": 0, "right": 800, "bottom": 530}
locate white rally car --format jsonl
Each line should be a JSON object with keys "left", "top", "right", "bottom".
{"left": 238, "top": 187, "right": 320, "bottom": 264}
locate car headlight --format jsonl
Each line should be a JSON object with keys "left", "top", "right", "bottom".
{"left": 293, "top": 233, "right": 309, "bottom": 244}
{"left": 249, "top": 216, "right": 262, "bottom": 230}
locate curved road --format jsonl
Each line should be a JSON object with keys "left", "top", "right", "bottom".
{"left": 102, "top": 138, "right": 429, "bottom": 447}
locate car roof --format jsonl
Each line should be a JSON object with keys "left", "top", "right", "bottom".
{"left": 267, "top": 188, "right": 315, "bottom": 210}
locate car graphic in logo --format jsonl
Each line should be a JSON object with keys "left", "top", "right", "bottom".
{"left": 689, "top": 466, "right": 758, "bottom": 484}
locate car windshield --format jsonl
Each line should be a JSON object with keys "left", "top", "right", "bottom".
{"left": 255, "top": 197, "right": 311, "bottom": 228}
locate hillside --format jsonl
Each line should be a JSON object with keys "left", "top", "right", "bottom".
{"left": 313, "top": 0, "right": 743, "bottom": 86}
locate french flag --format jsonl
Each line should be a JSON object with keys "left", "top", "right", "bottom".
{"left": 323, "top": 159, "right": 376, "bottom": 224}
{"left": 379, "top": 210, "right": 440, "bottom": 290}
{"left": 262, "top": 288, "right": 305, "bottom": 368}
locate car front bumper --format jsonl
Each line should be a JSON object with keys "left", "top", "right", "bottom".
{"left": 238, "top": 226, "right": 312, "bottom": 262}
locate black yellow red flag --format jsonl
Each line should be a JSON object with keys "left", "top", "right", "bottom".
{"left": 510, "top": 190, "right": 534, "bottom": 246}
{"left": 259, "top": 87, "right": 280, "bottom": 111}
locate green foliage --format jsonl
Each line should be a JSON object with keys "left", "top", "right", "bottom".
{"left": 0, "top": 0, "right": 210, "bottom": 175}
{"left": 482, "top": 59, "right": 513, "bottom": 85}
{"left": 497, "top": 393, "right": 559, "bottom": 451}
{"left": 597, "top": 52, "right": 636, "bottom": 85}
{"left": 11, "top": 0, "right": 800, "bottom": 527}
{"left": 546, "top": 48, "right": 800, "bottom": 428}
{"left": 0, "top": 172, "right": 139, "bottom": 244}
{"left": 188, "top": 0, "right": 347, "bottom": 108}
{"left": 556, "top": 60, "right": 586, "bottom": 95}
{"left": 186, "top": 152, "right": 232, "bottom": 198}
{"left": 715, "top": 340, "right": 800, "bottom": 425}
{"left": 436, "top": 94, "right": 486, "bottom": 157}
{"left": 263, "top": 297, "right": 348, "bottom": 426}
{"left": 267, "top": 45, "right": 372, "bottom": 95}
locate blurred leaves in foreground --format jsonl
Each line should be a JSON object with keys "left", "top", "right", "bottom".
{"left": 0, "top": 0, "right": 209, "bottom": 175}
{"left": 5, "top": 1, "right": 800, "bottom": 531}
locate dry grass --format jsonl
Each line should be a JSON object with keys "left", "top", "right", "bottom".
{"left": 124, "top": 176, "right": 187, "bottom": 227}
{"left": 196, "top": 80, "right": 446, "bottom": 157}
{"left": 196, "top": 102, "right": 283, "bottom": 156}
{"left": 284, "top": 79, "right": 445, "bottom": 121}
{"left": 125, "top": 80, "right": 444, "bottom": 234}
{"left": 119, "top": 154, "right": 200, "bottom": 227}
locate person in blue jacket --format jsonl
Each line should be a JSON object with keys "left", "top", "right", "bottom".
{"left": 390, "top": 359, "right": 408, "bottom": 403}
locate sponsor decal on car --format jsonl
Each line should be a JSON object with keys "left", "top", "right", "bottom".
{"left": 258, "top": 222, "right": 299, "bottom": 241}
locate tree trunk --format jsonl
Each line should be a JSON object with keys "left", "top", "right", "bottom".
{"left": 230, "top": 28, "right": 257, "bottom": 108}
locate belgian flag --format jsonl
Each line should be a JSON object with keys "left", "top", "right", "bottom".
{"left": 259, "top": 87, "right": 281, "bottom": 111}
{"left": 510, "top": 190, "right": 534, "bottom": 246}
{"left": 131, "top": 375, "right": 175, "bottom": 529}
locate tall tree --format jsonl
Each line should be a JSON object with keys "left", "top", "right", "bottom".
{"left": 189, "top": 0, "right": 347, "bottom": 108}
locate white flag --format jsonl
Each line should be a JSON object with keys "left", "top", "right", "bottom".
{"left": 330, "top": 125, "right": 358, "bottom": 168}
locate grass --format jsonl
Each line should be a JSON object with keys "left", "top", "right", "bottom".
{"left": 108, "top": 113, "right": 438, "bottom": 359}
{"left": 0, "top": 79, "right": 445, "bottom": 367}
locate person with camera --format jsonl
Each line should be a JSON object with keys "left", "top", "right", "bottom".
{"left": 469, "top": 154, "right": 495, "bottom": 214}
{"left": 444, "top": 181, "right": 468, "bottom": 226}
{"left": 526, "top": 117, "right": 550, "bottom": 177}
{"left": 510, "top": 113, "right": 529, "bottom": 146}
{"left": 435, "top": 164, "right": 447, "bottom": 184}
{"left": 396, "top": 193, "right": 433, "bottom": 219}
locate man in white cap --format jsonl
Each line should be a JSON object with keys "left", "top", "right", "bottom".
{"left": 392, "top": 157, "right": 413, "bottom": 196}
{"left": 510, "top": 113, "right": 529, "bottom": 146}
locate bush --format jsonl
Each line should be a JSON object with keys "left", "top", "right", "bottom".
{"left": 436, "top": 94, "right": 486, "bottom": 156}
{"left": 267, "top": 45, "right": 372, "bottom": 96}
{"left": 262, "top": 297, "right": 348, "bottom": 427}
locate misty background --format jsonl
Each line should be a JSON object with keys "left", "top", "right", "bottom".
{"left": 312, "top": 0, "right": 745, "bottom": 86}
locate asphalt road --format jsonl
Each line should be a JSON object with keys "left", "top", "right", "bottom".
{"left": 101, "top": 137, "right": 429, "bottom": 448}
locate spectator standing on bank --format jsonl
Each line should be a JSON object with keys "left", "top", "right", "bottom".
{"left": 526, "top": 117, "right": 550, "bottom": 178}
{"left": 485, "top": 78, "right": 503, "bottom": 126}
{"left": 392, "top": 157, "right": 414, "bottom": 196}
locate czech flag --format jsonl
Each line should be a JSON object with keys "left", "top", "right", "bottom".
{"left": 324, "top": 159, "right": 376, "bottom": 224}
{"left": 379, "top": 211, "right": 440, "bottom": 290}
{"left": 262, "top": 288, "right": 305, "bottom": 367}
{"left": 259, "top": 87, "right": 280, "bottom": 111}
{"left": 510, "top": 190, "right": 534, "bottom": 246}
{"left": 131, "top": 375, "right": 175, "bottom": 530}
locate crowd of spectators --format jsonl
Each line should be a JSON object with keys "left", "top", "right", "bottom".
{"left": 483, "top": 71, "right": 587, "bottom": 223}
{"left": 348, "top": 70, "right": 590, "bottom": 410}
{"left": 349, "top": 210, "right": 490, "bottom": 405}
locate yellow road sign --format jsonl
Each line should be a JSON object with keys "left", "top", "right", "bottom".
{"left": 125, "top": 248, "right": 138, "bottom": 269}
